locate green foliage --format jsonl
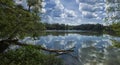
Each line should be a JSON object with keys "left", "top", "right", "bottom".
{"left": 0, "top": 1, "right": 61, "bottom": 65}
{"left": 112, "top": 40, "right": 120, "bottom": 48}
{"left": 45, "top": 23, "right": 66, "bottom": 30}
{"left": 0, "top": 0, "right": 45, "bottom": 39}
{"left": 27, "top": 0, "right": 42, "bottom": 13}
{"left": 106, "top": 0, "right": 120, "bottom": 3}
{"left": 0, "top": 46, "right": 63, "bottom": 65}
{"left": 0, "top": 0, "right": 14, "bottom": 7}
{"left": 105, "top": 0, "right": 120, "bottom": 36}
{"left": 110, "top": 22, "right": 120, "bottom": 35}
{"left": 105, "top": 0, "right": 120, "bottom": 23}
{"left": 45, "top": 23, "right": 105, "bottom": 32}
{"left": 74, "top": 24, "right": 104, "bottom": 31}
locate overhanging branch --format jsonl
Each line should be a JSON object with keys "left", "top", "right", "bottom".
{"left": 0, "top": 39, "right": 74, "bottom": 53}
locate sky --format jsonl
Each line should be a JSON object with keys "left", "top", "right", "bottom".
{"left": 15, "top": 0, "right": 106, "bottom": 25}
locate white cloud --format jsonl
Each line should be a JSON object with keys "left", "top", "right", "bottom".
{"left": 77, "top": 0, "right": 106, "bottom": 20}
{"left": 54, "top": 0, "right": 60, "bottom": 4}
{"left": 42, "top": 0, "right": 106, "bottom": 25}
{"left": 60, "top": 13, "right": 67, "bottom": 18}
{"left": 41, "top": 8, "right": 46, "bottom": 13}
{"left": 82, "top": 11, "right": 96, "bottom": 18}
{"left": 64, "top": 9, "right": 77, "bottom": 18}
{"left": 76, "top": 0, "right": 79, "bottom": 3}
{"left": 15, "top": 0, "right": 106, "bottom": 25}
{"left": 43, "top": 0, "right": 77, "bottom": 18}
{"left": 42, "top": 2, "right": 46, "bottom": 7}
{"left": 14, "top": 0, "right": 28, "bottom": 9}
{"left": 14, "top": 0, "right": 22, "bottom": 4}
{"left": 79, "top": 3, "right": 94, "bottom": 12}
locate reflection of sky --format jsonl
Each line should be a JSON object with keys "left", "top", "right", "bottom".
{"left": 23, "top": 33, "right": 120, "bottom": 65}
{"left": 35, "top": 34, "right": 112, "bottom": 49}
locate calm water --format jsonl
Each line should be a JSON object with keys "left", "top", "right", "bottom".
{"left": 22, "top": 31, "right": 120, "bottom": 65}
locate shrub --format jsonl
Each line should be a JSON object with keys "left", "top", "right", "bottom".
{"left": 0, "top": 46, "right": 63, "bottom": 65}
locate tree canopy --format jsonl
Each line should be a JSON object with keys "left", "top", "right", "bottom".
{"left": 105, "top": 0, "right": 120, "bottom": 35}
{"left": 0, "top": 1, "right": 63, "bottom": 64}
{"left": 45, "top": 23, "right": 105, "bottom": 32}
{"left": 0, "top": 0, "right": 45, "bottom": 40}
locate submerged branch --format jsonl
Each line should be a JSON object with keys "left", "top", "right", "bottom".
{"left": 0, "top": 39, "right": 74, "bottom": 53}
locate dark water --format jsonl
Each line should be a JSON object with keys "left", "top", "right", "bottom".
{"left": 22, "top": 31, "right": 120, "bottom": 65}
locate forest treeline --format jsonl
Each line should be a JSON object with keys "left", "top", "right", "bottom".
{"left": 45, "top": 23, "right": 107, "bottom": 31}
{"left": 44, "top": 23, "right": 120, "bottom": 35}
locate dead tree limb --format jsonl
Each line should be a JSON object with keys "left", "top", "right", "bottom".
{"left": 0, "top": 39, "right": 74, "bottom": 53}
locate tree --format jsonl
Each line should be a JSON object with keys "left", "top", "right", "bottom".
{"left": 106, "top": 0, "right": 120, "bottom": 23}
{"left": 0, "top": 0, "right": 45, "bottom": 41}
{"left": 106, "top": 0, "right": 120, "bottom": 35}
{"left": 0, "top": 0, "right": 72, "bottom": 54}
{"left": 27, "top": 0, "right": 42, "bottom": 12}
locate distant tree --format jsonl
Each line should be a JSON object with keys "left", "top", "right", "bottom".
{"left": 44, "top": 23, "right": 104, "bottom": 31}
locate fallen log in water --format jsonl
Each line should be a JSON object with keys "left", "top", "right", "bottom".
{"left": 0, "top": 39, "right": 74, "bottom": 53}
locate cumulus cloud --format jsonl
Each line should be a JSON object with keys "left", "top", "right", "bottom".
{"left": 42, "top": 0, "right": 106, "bottom": 25}
{"left": 41, "top": 8, "right": 46, "bottom": 13}
{"left": 15, "top": 0, "right": 106, "bottom": 25}
{"left": 43, "top": 0, "right": 77, "bottom": 18}
{"left": 82, "top": 11, "right": 96, "bottom": 19}
{"left": 78, "top": 0, "right": 104, "bottom": 4}
{"left": 63, "top": 9, "right": 77, "bottom": 18}
{"left": 42, "top": 2, "right": 46, "bottom": 7}
{"left": 79, "top": 3, "right": 95, "bottom": 12}
{"left": 78, "top": 0, "right": 105, "bottom": 19}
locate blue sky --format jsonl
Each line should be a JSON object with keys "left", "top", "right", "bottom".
{"left": 15, "top": 0, "right": 106, "bottom": 25}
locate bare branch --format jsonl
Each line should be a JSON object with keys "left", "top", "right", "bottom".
{"left": 0, "top": 39, "right": 74, "bottom": 53}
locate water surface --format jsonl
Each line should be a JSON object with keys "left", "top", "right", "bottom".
{"left": 23, "top": 31, "right": 120, "bottom": 65}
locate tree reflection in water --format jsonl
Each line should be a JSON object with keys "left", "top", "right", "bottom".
{"left": 19, "top": 32, "right": 120, "bottom": 65}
